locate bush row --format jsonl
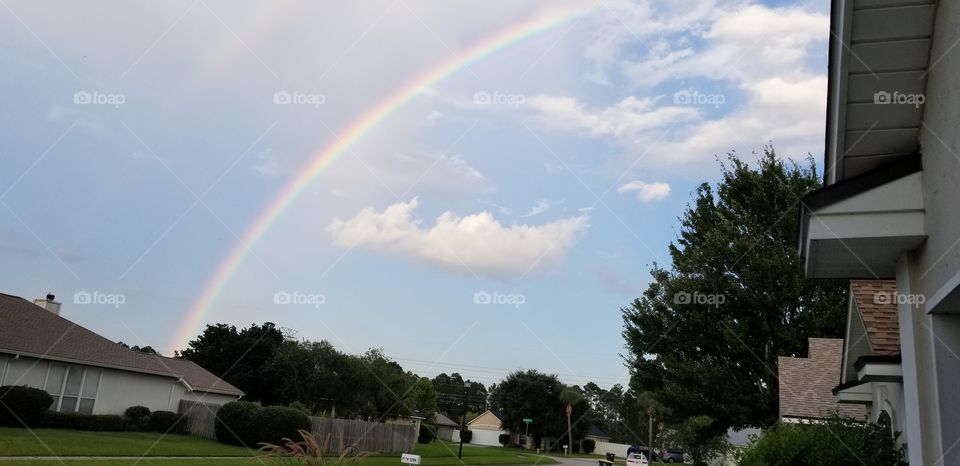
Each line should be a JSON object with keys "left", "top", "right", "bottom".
{"left": 214, "top": 401, "right": 311, "bottom": 447}
{"left": 0, "top": 386, "right": 182, "bottom": 433}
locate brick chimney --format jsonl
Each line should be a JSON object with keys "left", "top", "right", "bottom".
{"left": 33, "top": 292, "right": 61, "bottom": 315}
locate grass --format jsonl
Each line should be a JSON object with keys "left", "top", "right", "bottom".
{"left": 0, "top": 427, "right": 255, "bottom": 457}
{"left": 0, "top": 430, "right": 556, "bottom": 466}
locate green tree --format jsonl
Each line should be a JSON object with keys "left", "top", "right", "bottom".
{"left": 490, "top": 370, "right": 589, "bottom": 450}
{"left": 660, "top": 416, "right": 729, "bottom": 466}
{"left": 622, "top": 149, "right": 848, "bottom": 435}
{"left": 179, "top": 322, "right": 285, "bottom": 404}
{"left": 431, "top": 373, "right": 487, "bottom": 420}
{"left": 406, "top": 377, "right": 439, "bottom": 419}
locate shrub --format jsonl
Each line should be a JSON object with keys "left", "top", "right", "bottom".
{"left": 459, "top": 429, "right": 472, "bottom": 443}
{"left": 499, "top": 433, "right": 510, "bottom": 447}
{"left": 123, "top": 405, "right": 151, "bottom": 431}
{"left": 216, "top": 401, "right": 263, "bottom": 446}
{"left": 581, "top": 438, "right": 596, "bottom": 454}
{"left": 41, "top": 411, "right": 124, "bottom": 431}
{"left": 260, "top": 430, "right": 371, "bottom": 464}
{"left": 256, "top": 406, "right": 312, "bottom": 446}
{"left": 289, "top": 401, "right": 312, "bottom": 416}
{"left": 149, "top": 410, "right": 181, "bottom": 433}
{"left": 418, "top": 424, "right": 435, "bottom": 444}
{"left": 571, "top": 439, "right": 581, "bottom": 453}
{"left": 738, "top": 416, "right": 904, "bottom": 466}
{"left": 0, "top": 386, "right": 53, "bottom": 427}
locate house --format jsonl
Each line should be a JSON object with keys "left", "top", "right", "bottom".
{"left": 833, "top": 281, "right": 904, "bottom": 441}
{"left": 797, "top": 0, "right": 960, "bottom": 463}
{"left": 466, "top": 409, "right": 512, "bottom": 446}
{"left": 0, "top": 293, "right": 243, "bottom": 416}
{"left": 585, "top": 425, "right": 610, "bottom": 443}
{"left": 707, "top": 427, "right": 761, "bottom": 466}
{"left": 430, "top": 412, "right": 460, "bottom": 441}
{"left": 777, "top": 338, "right": 864, "bottom": 422}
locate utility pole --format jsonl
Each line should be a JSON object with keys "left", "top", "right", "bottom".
{"left": 458, "top": 382, "right": 472, "bottom": 459}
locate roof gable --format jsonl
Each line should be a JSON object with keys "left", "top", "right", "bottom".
{"left": 850, "top": 280, "right": 900, "bottom": 354}
{"left": 778, "top": 338, "right": 865, "bottom": 420}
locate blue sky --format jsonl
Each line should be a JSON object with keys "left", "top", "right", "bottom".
{"left": 1, "top": 0, "right": 830, "bottom": 390}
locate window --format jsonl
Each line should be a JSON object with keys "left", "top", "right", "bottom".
{"left": 45, "top": 364, "right": 100, "bottom": 414}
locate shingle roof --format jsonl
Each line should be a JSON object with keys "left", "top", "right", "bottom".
{"left": 0, "top": 293, "right": 242, "bottom": 397}
{"left": 778, "top": 338, "right": 865, "bottom": 420}
{"left": 850, "top": 280, "right": 900, "bottom": 354}
{"left": 432, "top": 412, "right": 459, "bottom": 427}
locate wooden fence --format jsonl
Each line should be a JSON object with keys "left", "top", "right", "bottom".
{"left": 176, "top": 400, "right": 415, "bottom": 453}
{"left": 310, "top": 416, "right": 416, "bottom": 453}
{"left": 178, "top": 399, "right": 222, "bottom": 440}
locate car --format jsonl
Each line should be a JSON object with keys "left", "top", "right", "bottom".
{"left": 626, "top": 446, "right": 659, "bottom": 462}
{"left": 625, "top": 453, "right": 648, "bottom": 466}
{"left": 660, "top": 449, "right": 684, "bottom": 463}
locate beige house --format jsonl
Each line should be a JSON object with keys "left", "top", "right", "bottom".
{"left": 0, "top": 292, "right": 242, "bottom": 416}
{"left": 466, "top": 409, "right": 513, "bottom": 446}
{"left": 777, "top": 338, "right": 864, "bottom": 422}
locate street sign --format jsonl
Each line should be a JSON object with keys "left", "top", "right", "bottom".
{"left": 401, "top": 454, "right": 421, "bottom": 465}
{"left": 523, "top": 418, "right": 533, "bottom": 423}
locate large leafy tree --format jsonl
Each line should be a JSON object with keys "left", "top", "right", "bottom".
{"left": 622, "top": 149, "right": 847, "bottom": 436}
{"left": 431, "top": 372, "right": 487, "bottom": 421}
{"left": 489, "top": 370, "right": 589, "bottom": 449}
{"left": 179, "top": 322, "right": 285, "bottom": 404}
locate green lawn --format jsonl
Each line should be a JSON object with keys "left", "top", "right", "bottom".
{"left": 0, "top": 430, "right": 556, "bottom": 466}
{"left": 0, "top": 427, "right": 255, "bottom": 457}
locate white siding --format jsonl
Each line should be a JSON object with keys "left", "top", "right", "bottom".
{"left": 94, "top": 368, "right": 182, "bottom": 414}
{"left": 180, "top": 390, "right": 237, "bottom": 406}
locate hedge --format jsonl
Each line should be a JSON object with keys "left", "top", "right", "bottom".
{"left": 215, "top": 402, "right": 311, "bottom": 447}
{"left": 499, "top": 433, "right": 510, "bottom": 446}
{"left": 41, "top": 412, "right": 124, "bottom": 431}
{"left": 581, "top": 438, "right": 596, "bottom": 454}
{"left": 0, "top": 386, "right": 53, "bottom": 427}
{"left": 256, "top": 405, "right": 311, "bottom": 445}
{"left": 460, "top": 429, "right": 472, "bottom": 443}
{"left": 738, "top": 416, "right": 904, "bottom": 466}
{"left": 123, "top": 405, "right": 151, "bottom": 431}
{"left": 418, "top": 424, "right": 435, "bottom": 444}
{"left": 215, "top": 401, "right": 262, "bottom": 446}
{"left": 149, "top": 410, "right": 182, "bottom": 433}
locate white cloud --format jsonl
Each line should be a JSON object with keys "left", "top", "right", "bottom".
{"left": 617, "top": 181, "right": 670, "bottom": 202}
{"left": 527, "top": 95, "right": 699, "bottom": 138}
{"left": 519, "top": 199, "right": 557, "bottom": 218}
{"left": 327, "top": 198, "right": 588, "bottom": 279}
{"left": 253, "top": 150, "right": 285, "bottom": 177}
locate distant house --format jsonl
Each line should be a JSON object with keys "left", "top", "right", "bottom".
{"left": 0, "top": 293, "right": 243, "bottom": 416}
{"left": 777, "top": 338, "right": 865, "bottom": 422}
{"left": 834, "top": 281, "right": 904, "bottom": 441}
{"left": 585, "top": 426, "right": 610, "bottom": 443}
{"left": 466, "top": 409, "right": 512, "bottom": 446}
{"left": 431, "top": 412, "right": 460, "bottom": 441}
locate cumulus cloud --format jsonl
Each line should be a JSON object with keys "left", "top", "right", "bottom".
{"left": 527, "top": 95, "right": 699, "bottom": 138}
{"left": 617, "top": 181, "right": 670, "bottom": 202}
{"left": 327, "top": 199, "right": 588, "bottom": 279}
{"left": 527, "top": 2, "right": 829, "bottom": 173}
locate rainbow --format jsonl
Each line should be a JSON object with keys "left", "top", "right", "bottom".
{"left": 170, "top": 3, "right": 595, "bottom": 350}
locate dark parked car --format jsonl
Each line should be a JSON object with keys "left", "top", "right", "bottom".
{"left": 659, "top": 449, "right": 684, "bottom": 463}
{"left": 626, "top": 446, "right": 659, "bottom": 462}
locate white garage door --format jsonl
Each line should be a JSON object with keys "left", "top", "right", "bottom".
{"left": 470, "top": 429, "right": 505, "bottom": 447}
